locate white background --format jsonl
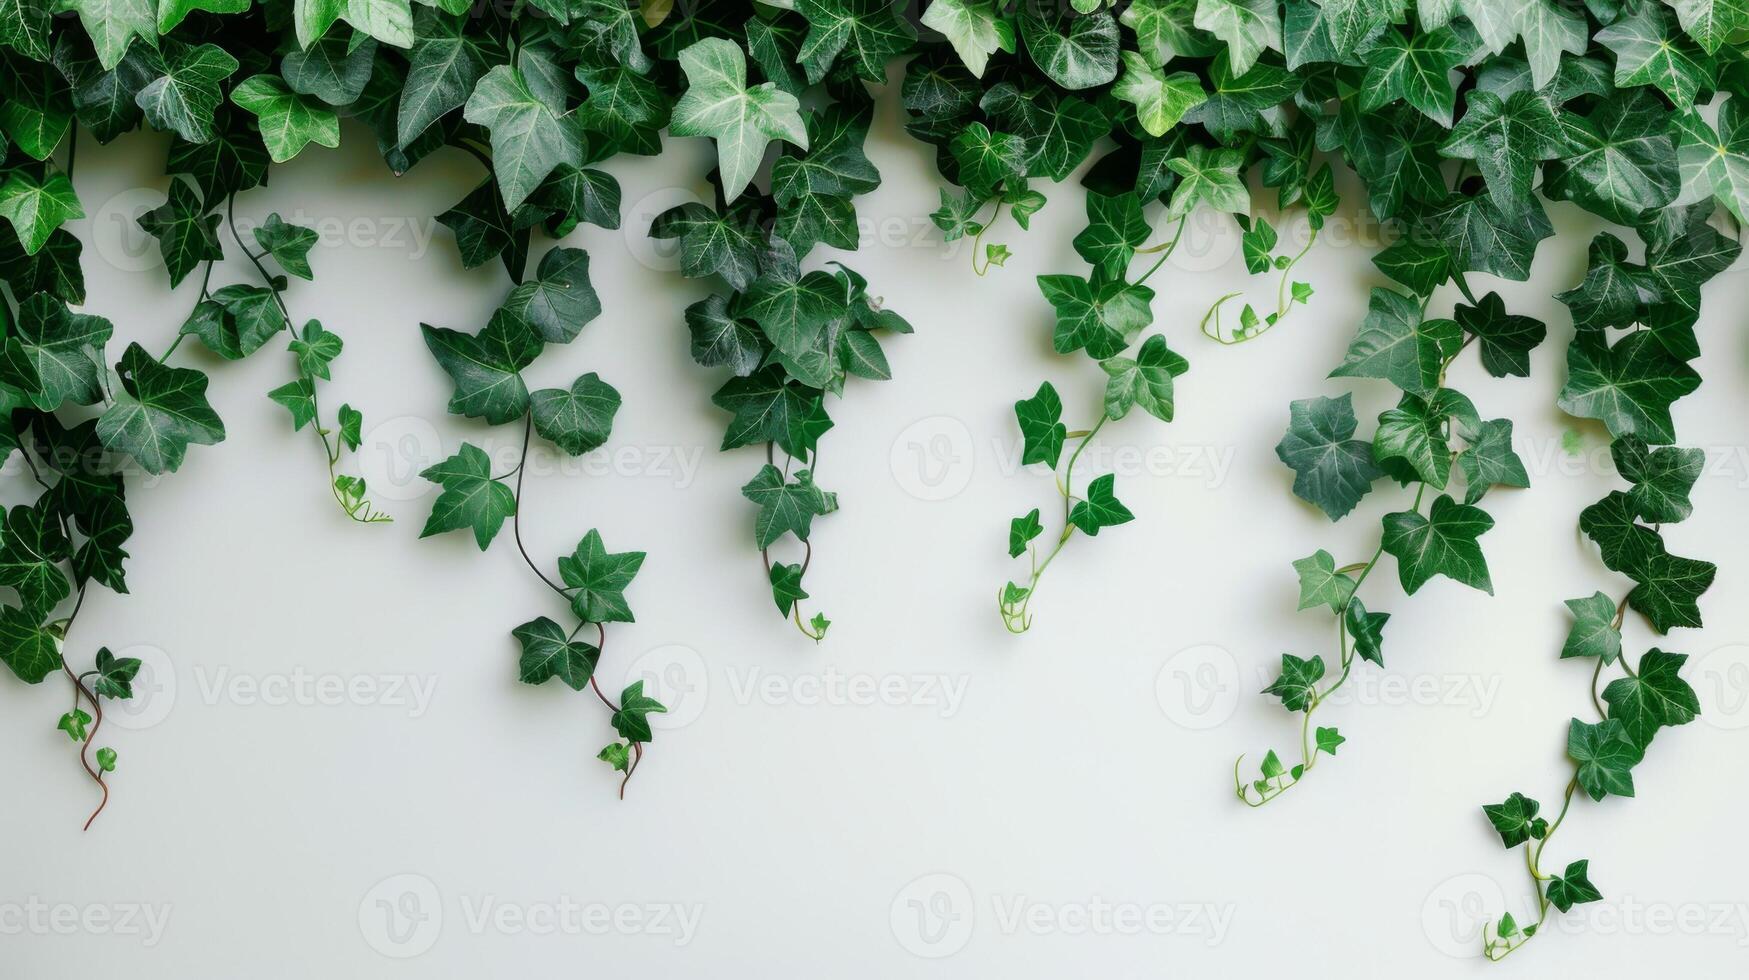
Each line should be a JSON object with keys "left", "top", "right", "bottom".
{"left": 4, "top": 77, "right": 1749, "bottom": 977}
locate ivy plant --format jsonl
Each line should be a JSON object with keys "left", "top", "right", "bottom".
{"left": 1476, "top": 213, "right": 1735, "bottom": 960}
{"left": 1240, "top": 279, "right": 1543, "bottom": 804}
{"left": 4, "top": 8, "right": 1747, "bottom": 960}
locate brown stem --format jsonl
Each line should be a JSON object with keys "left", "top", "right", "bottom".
{"left": 62, "top": 663, "right": 108, "bottom": 831}
{"left": 588, "top": 623, "right": 643, "bottom": 800}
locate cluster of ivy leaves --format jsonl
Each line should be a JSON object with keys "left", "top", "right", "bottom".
{"left": 908, "top": 1, "right": 1359, "bottom": 629}
{"left": 1479, "top": 212, "right": 1733, "bottom": 960}
{"left": 651, "top": 26, "right": 914, "bottom": 643}
{"left": 910, "top": 0, "right": 1747, "bottom": 952}
{"left": 0, "top": 0, "right": 930, "bottom": 798}
{"left": 2, "top": 5, "right": 1744, "bottom": 938}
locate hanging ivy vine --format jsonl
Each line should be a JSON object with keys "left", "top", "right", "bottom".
{"left": 5, "top": 0, "right": 1748, "bottom": 953}
{"left": 1475, "top": 212, "right": 1735, "bottom": 958}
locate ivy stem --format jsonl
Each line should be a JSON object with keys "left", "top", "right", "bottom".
{"left": 161, "top": 261, "right": 216, "bottom": 361}
{"left": 225, "top": 197, "right": 383, "bottom": 522}
{"left": 1489, "top": 776, "right": 1580, "bottom": 960}
{"left": 969, "top": 198, "right": 1005, "bottom": 276}
{"left": 587, "top": 624, "right": 642, "bottom": 799}
{"left": 57, "top": 584, "right": 109, "bottom": 831}
{"left": 758, "top": 441, "right": 826, "bottom": 640}
{"left": 512, "top": 412, "right": 570, "bottom": 601}
{"left": 1200, "top": 224, "right": 1320, "bottom": 345}
{"left": 1237, "top": 470, "right": 1424, "bottom": 807}
{"left": 1003, "top": 413, "right": 1107, "bottom": 632}
{"left": 1131, "top": 217, "right": 1188, "bottom": 287}
{"left": 511, "top": 414, "right": 643, "bottom": 795}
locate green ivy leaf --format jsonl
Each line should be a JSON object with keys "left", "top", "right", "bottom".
{"left": 1373, "top": 392, "right": 1454, "bottom": 489}
{"left": 1455, "top": 419, "right": 1528, "bottom": 504}
{"left": 1438, "top": 89, "right": 1566, "bottom": 212}
{"left": 500, "top": 247, "right": 600, "bottom": 345}
{"left": 669, "top": 37, "right": 807, "bottom": 203}
{"left": 1453, "top": 292, "right": 1546, "bottom": 379}
{"left": 1009, "top": 508, "right": 1043, "bottom": 558}
{"left": 1112, "top": 50, "right": 1205, "bottom": 136}
{"left": 921, "top": 0, "right": 1013, "bottom": 77}
{"left": 1262, "top": 652, "right": 1324, "bottom": 712}
{"left": 1545, "top": 860, "right": 1603, "bottom": 913}
{"left": 1164, "top": 144, "right": 1247, "bottom": 219}
{"left": 1293, "top": 550, "right": 1355, "bottom": 612}
{"left": 1329, "top": 287, "right": 1461, "bottom": 397}
{"left": 54, "top": 0, "right": 155, "bottom": 72}
{"left": 1597, "top": 4, "right": 1714, "bottom": 106}
{"left": 1568, "top": 717, "right": 1644, "bottom": 801}
{"left": 559, "top": 528, "right": 643, "bottom": 624}
{"left": 597, "top": 741, "right": 631, "bottom": 771}
{"left": 950, "top": 121, "right": 1028, "bottom": 197}
{"left": 1557, "top": 332, "right": 1699, "bottom": 443}
{"left": 1612, "top": 435, "right": 1702, "bottom": 524}
{"left": 769, "top": 560, "right": 808, "bottom": 615}
{"left": 1275, "top": 393, "right": 1382, "bottom": 521}
{"left": 1193, "top": 0, "right": 1281, "bottom": 75}
{"left": 0, "top": 168, "right": 82, "bottom": 256}
{"left": 1602, "top": 648, "right": 1699, "bottom": 750}
{"left": 289, "top": 320, "right": 342, "bottom": 379}
{"left": 13, "top": 294, "right": 111, "bottom": 410}
{"left": 253, "top": 213, "right": 318, "bottom": 280}
{"left": 0, "top": 604, "right": 59, "bottom": 683}
{"left": 1345, "top": 597, "right": 1389, "bottom": 665}
{"left": 420, "top": 311, "right": 540, "bottom": 424}
{"left": 461, "top": 64, "right": 580, "bottom": 211}
{"left": 0, "top": 503, "right": 69, "bottom": 617}
{"left": 136, "top": 179, "right": 221, "bottom": 288}
{"left": 96, "top": 342, "right": 224, "bottom": 474}
{"left": 712, "top": 368, "right": 830, "bottom": 458}
{"left": 610, "top": 679, "right": 666, "bottom": 742}
{"left": 1015, "top": 382, "right": 1066, "bottom": 468}
{"left": 512, "top": 616, "right": 599, "bottom": 690}
{"left": 396, "top": 9, "right": 494, "bottom": 147}
{"left": 1099, "top": 334, "right": 1188, "bottom": 422}
{"left": 1019, "top": 7, "right": 1120, "bottom": 89}
{"left": 1067, "top": 473, "right": 1133, "bottom": 535}
{"left": 135, "top": 40, "right": 238, "bottom": 143}
{"left": 1381, "top": 494, "right": 1494, "bottom": 595}
{"left": 418, "top": 442, "right": 514, "bottom": 549}
{"left": 794, "top": 0, "right": 916, "bottom": 83}
{"left": 1627, "top": 551, "right": 1714, "bottom": 633}
{"left": 1037, "top": 274, "right": 1154, "bottom": 360}
{"left": 267, "top": 377, "right": 317, "bottom": 430}
{"left": 741, "top": 464, "right": 837, "bottom": 549}
{"left": 1561, "top": 592, "right": 1623, "bottom": 663}
{"left": 92, "top": 647, "right": 140, "bottom": 699}
{"left": 530, "top": 372, "right": 619, "bottom": 457}
{"left": 1361, "top": 26, "right": 1463, "bottom": 126}
{"left": 1482, "top": 792, "right": 1543, "bottom": 848}
{"left": 58, "top": 708, "right": 92, "bottom": 740}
